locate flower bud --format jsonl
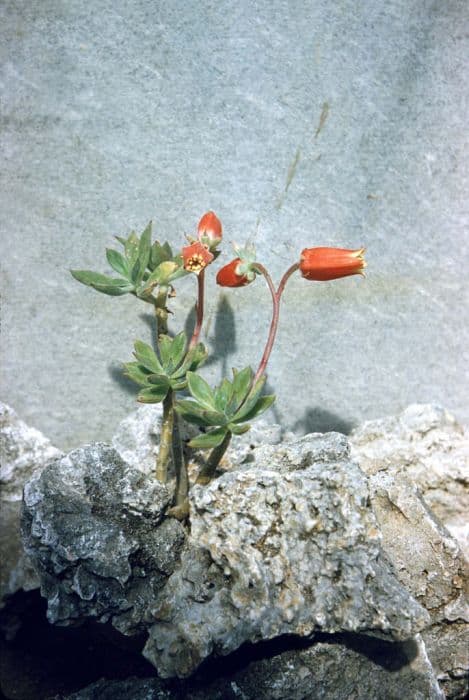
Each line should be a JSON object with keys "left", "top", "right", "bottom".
{"left": 197, "top": 211, "right": 222, "bottom": 250}
{"left": 299, "top": 247, "right": 366, "bottom": 281}
{"left": 182, "top": 241, "right": 214, "bottom": 274}
{"left": 216, "top": 258, "right": 252, "bottom": 287}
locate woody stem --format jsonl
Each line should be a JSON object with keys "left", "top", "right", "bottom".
{"left": 153, "top": 287, "right": 173, "bottom": 484}
{"left": 188, "top": 270, "right": 205, "bottom": 350}
{"left": 252, "top": 262, "right": 300, "bottom": 385}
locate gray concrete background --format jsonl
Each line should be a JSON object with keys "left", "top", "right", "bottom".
{"left": 1, "top": 0, "right": 468, "bottom": 450}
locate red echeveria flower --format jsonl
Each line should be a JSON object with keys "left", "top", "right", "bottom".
{"left": 197, "top": 211, "right": 222, "bottom": 249}
{"left": 216, "top": 258, "right": 252, "bottom": 287}
{"left": 299, "top": 247, "right": 366, "bottom": 281}
{"left": 182, "top": 241, "right": 214, "bottom": 274}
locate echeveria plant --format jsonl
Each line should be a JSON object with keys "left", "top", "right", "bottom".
{"left": 71, "top": 212, "right": 366, "bottom": 518}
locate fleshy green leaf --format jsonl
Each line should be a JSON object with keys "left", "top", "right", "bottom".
{"left": 229, "top": 367, "right": 253, "bottom": 411}
{"left": 187, "top": 372, "right": 216, "bottom": 410}
{"left": 231, "top": 376, "right": 267, "bottom": 422}
{"left": 70, "top": 270, "right": 133, "bottom": 296}
{"left": 133, "top": 340, "right": 164, "bottom": 374}
{"left": 175, "top": 399, "right": 226, "bottom": 427}
{"left": 131, "top": 222, "right": 152, "bottom": 284}
{"left": 150, "top": 241, "right": 172, "bottom": 270}
{"left": 233, "top": 395, "right": 276, "bottom": 423}
{"left": 146, "top": 374, "right": 170, "bottom": 391}
{"left": 229, "top": 423, "right": 251, "bottom": 435}
{"left": 170, "top": 332, "right": 187, "bottom": 368}
{"left": 137, "top": 385, "right": 169, "bottom": 403}
{"left": 106, "top": 249, "right": 129, "bottom": 278}
{"left": 124, "top": 231, "right": 140, "bottom": 267}
{"left": 214, "top": 379, "right": 233, "bottom": 413}
{"left": 188, "top": 428, "right": 229, "bottom": 450}
{"left": 122, "top": 361, "right": 152, "bottom": 386}
{"left": 158, "top": 335, "right": 173, "bottom": 369}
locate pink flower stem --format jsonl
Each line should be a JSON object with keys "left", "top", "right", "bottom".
{"left": 188, "top": 269, "right": 205, "bottom": 350}
{"left": 253, "top": 262, "right": 300, "bottom": 385}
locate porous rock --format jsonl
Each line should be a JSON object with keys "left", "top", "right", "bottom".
{"left": 0, "top": 402, "right": 62, "bottom": 607}
{"left": 21, "top": 443, "right": 186, "bottom": 635}
{"left": 350, "top": 403, "right": 469, "bottom": 556}
{"left": 143, "top": 433, "right": 429, "bottom": 678}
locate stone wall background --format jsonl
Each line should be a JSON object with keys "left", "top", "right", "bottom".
{"left": 1, "top": 0, "right": 468, "bottom": 450}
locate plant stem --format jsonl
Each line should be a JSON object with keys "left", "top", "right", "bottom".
{"left": 172, "top": 402, "right": 188, "bottom": 506}
{"left": 188, "top": 270, "right": 205, "bottom": 349}
{"left": 196, "top": 431, "right": 232, "bottom": 485}
{"left": 156, "top": 390, "right": 173, "bottom": 483}
{"left": 252, "top": 262, "right": 299, "bottom": 385}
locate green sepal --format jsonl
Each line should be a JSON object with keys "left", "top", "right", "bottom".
{"left": 122, "top": 361, "right": 152, "bottom": 386}
{"left": 233, "top": 395, "right": 276, "bottom": 423}
{"left": 175, "top": 399, "right": 226, "bottom": 427}
{"left": 186, "top": 372, "right": 216, "bottom": 410}
{"left": 133, "top": 340, "right": 164, "bottom": 374}
{"left": 131, "top": 222, "right": 152, "bottom": 284}
{"left": 106, "top": 249, "right": 129, "bottom": 278}
{"left": 188, "top": 428, "right": 229, "bottom": 450}
{"left": 70, "top": 270, "right": 134, "bottom": 296}
{"left": 137, "top": 385, "right": 169, "bottom": 403}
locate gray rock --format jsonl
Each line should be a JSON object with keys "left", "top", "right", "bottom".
{"left": 143, "top": 433, "right": 429, "bottom": 677}
{"left": 0, "top": 402, "right": 62, "bottom": 606}
{"left": 21, "top": 443, "right": 186, "bottom": 634}
{"left": 61, "top": 634, "right": 444, "bottom": 699}
{"left": 351, "top": 404, "right": 469, "bottom": 557}
{"left": 351, "top": 404, "right": 469, "bottom": 698}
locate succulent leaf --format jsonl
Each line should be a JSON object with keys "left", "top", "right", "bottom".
{"left": 188, "top": 427, "right": 229, "bottom": 450}
{"left": 133, "top": 340, "right": 164, "bottom": 374}
{"left": 106, "top": 249, "right": 129, "bottom": 278}
{"left": 187, "top": 372, "right": 217, "bottom": 410}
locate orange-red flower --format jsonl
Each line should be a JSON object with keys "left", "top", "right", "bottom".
{"left": 197, "top": 211, "right": 222, "bottom": 249}
{"left": 299, "top": 247, "right": 366, "bottom": 281}
{"left": 216, "top": 258, "right": 252, "bottom": 287}
{"left": 182, "top": 241, "right": 214, "bottom": 274}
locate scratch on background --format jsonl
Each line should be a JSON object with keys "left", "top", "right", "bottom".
{"left": 314, "top": 102, "right": 330, "bottom": 139}
{"left": 276, "top": 147, "right": 301, "bottom": 210}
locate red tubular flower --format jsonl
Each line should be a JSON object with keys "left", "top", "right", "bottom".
{"left": 197, "top": 211, "right": 222, "bottom": 249}
{"left": 216, "top": 258, "right": 252, "bottom": 287}
{"left": 299, "top": 247, "right": 366, "bottom": 281}
{"left": 182, "top": 241, "right": 214, "bottom": 274}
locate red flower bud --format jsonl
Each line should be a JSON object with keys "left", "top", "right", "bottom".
{"left": 216, "top": 258, "right": 252, "bottom": 287}
{"left": 182, "top": 241, "right": 214, "bottom": 274}
{"left": 299, "top": 247, "right": 366, "bottom": 281}
{"left": 197, "top": 211, "right": 222, "bottom": 249}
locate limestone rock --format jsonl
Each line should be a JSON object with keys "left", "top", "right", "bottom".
{"left": 21, "top": 443, "right": 186, "bottom": 634}
{"left": 0, "top": 402, "right": 62, "bottom": 606}
{"left": 351, "top": 404, "right": 469, "bottom": 697}
{"left": 350, "top": 404, "right": 469, "bottom": 557}
{"left": 143, "top": 434, "right": 429, "bottom": 677}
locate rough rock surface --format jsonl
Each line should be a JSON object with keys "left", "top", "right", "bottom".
{"left": 350, "top": 404, "right": 469, "bottom": 557}
{"left": 351, "top": 405, "right": 469, "bottom": 698}
{"left": 143, "top": 434, "right": 428, "bottom": 678}
{"left": 0, "top": 402, "right": 62, "bottom": 607}
{"left": 21, "top": 444, "right": 186, "bottom": 635}
{"left": 61, "top": 633, "right": 444, "bottom": 699}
